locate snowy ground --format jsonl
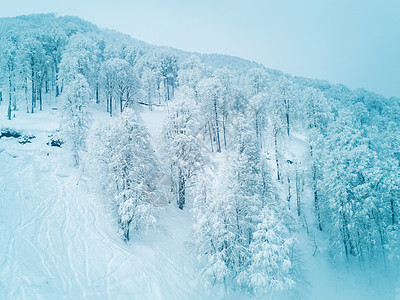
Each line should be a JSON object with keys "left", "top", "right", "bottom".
{"left": 0, "top": 106, "right": 205, "bottom": 299}
{"left": 0, "top": 104, "right": 396, "bottom": 299}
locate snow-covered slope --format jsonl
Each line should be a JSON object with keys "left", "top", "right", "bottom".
{"left": 0, "top": 107, "right": 205, "bottom": 299}
{"left": 0, "top": 105, "right": 396, "bottom": 299}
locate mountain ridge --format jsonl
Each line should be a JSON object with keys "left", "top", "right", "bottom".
{"left": 0, "top": 13, "right": 396, "bottom": 102}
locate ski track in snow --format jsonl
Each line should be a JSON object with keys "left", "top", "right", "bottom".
{"left": 0, "top": 108, "right": 205, "bottom": 300}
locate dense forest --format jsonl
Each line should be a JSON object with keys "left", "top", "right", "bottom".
{"left": 1, "top": 14, "right": 399, "bottom": 298}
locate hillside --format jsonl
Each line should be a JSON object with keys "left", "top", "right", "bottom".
{"left": 0, "top": 14, "right": 399, "bottom": 300}
{"left": 1, "top": 104, "right": 396, "bottom": 300}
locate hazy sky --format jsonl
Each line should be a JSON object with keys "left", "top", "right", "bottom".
{"left": 1, "top": 0, "right": 399, "bottom": 98}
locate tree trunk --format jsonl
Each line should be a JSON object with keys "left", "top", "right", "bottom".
{"left": 106, "top": 95, "right": 109, "bottom": 113}
{"left": 39, "top": 84, "right": 43, "bottom": 111}
{"left": 295, "top": 164, "right": 301, "bottom": 216}
{"left": 45, "top": 77, "right": 49, "bottom": 94}
{"left": 165, "top": 78, "right": 169, "bottom": 101}
{"left": 25, "top": 80, "right": 29, "bottom": 113}
{"left": 123, "top": 219, "right": 131, "bottom": 242}
{"left": 286, "top": 100, "right": 290, "bottom": 136}
{"left": 310, "top": 145, "right": 322, "bottom": 231}
{"left": 169, "top": 75, "right": 175, "bottom": 100}
{"left": 208, "top": 122, "right": 214, "bottom": 153}
{"left": 287, "top": 176, "right": 291, "bottom": 210}
{"left": 55, "top": 61, "right": 60, "bottom": 97}
{"left": 214, "top": 98, "right": 221, "bottom": 153}
{"left": 274, "top": 125, "right": 281, "bottom": 181}
{"left": 95, "top": 83, "right": 99, "bottom": 104}
{"left": 12, "top": 86, "right": 16, "bottom": 111}
{"left": 31, "top": 69, "right": 35, "bottom": 113}
{"left": 312, "top": 164, "right": 322, "bottom": 230}
{"left": 178, "top": 169, "right": 186, "bottom": 210}
{"left": 157, "top": 79, "right": 161, "bottom": 105}
{"left": 109, "top": 94, "right": 113, "bottom": 117}
{"left": 341, "top": 196, "right": 356, "bottom": 257}
{"left": 222, "top": 114, "right": 227, "bottom": 148}
{"left": 8, "top": 74, "right": 12, "bottom": 120}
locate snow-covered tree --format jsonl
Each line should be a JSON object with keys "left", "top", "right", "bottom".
{"left": 159, "top": 52, "right": 178, "bottom": 101}
{"left": 197, "top": 77, "right": 225, "bottom": 153}
{"left": 140, "top": 67, "right": 158, "bottom": 109}
{"left": 0, "top": 34, "right": 19, "bottom": 119}
{"left": 88, "top": 108, "right": 158, "bottom": 241}
{"left": 60, "top": 74, "right": 91, "bottom": 166}
{"left": 245, "top": 68, "right": 270, "bottom": 96}
{"left": 135, "top": 51, "right": 163, "bottom": 104}
{"left": 192, "top": 116, "right": 300, "bottom": 294}
{"left": 213, "top": 67, "right": 235, "bottom": 149}
{"left": 178, "top": 55, "right": 207, "bottom": 89}
{"left": 320, "top": 114, "right": 385, "bottom": 261}
{"left": 193, "top": 161, "right": 241, "bottom": 288}
{"left": 302, "top": 87, "right": 332, "bottom": 230}
{"left": 112, "top": 58, "right": 140, "bottom": 113}
{"left": 40, "top": 27, "right": 67, "bottom": 98}
{"left": 247, "top": 92, "right": 268, "bottom": 149}
{"left": 266, "top": 76, "right": 296, "bottom": 144}
{"left": 118, "top": 44, "right": 144, "bottom": 67}
{"left": 100, "top": 58, "right": 140, "bottom": 116}
{"left": 249, "top": 204, "right": 297, "bottom": 297}
{"left": 161, "top": 86, "right": 208, "bottom": 209}
{"left": 21, "top": 35, "right": 49, "bottom": 113}
{"left": 59, "top": 34, "right": 101, "bottom": 99}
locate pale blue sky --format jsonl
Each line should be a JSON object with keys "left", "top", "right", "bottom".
{"left": 1, "top": 0, "right": 399, "bottom": 98}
